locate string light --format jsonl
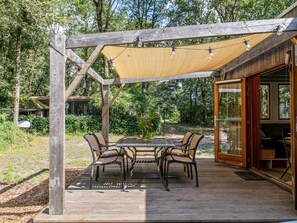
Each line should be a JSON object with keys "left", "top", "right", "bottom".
{"left": 276, "top": 25, "right": 285, "bottom": 36}
{"left": 244, "top": 39, "right": 251, "bottom": 51}
{"left": 208, "top": 47, "right": 213, "bottom": 59}
{"left": 170, "top": 47, "right": 176, "bottom": 57}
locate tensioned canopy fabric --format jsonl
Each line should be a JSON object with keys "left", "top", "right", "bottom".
{"left": 101, "top": 33, "right": 272, "bottom": 79}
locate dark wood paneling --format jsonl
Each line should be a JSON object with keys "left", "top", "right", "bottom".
{"left": 223, "top": 41, "right": 293, "bottom": 80}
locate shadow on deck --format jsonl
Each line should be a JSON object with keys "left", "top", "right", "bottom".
{"left": 34, "top": 158, "right": 297, "bottom": 223}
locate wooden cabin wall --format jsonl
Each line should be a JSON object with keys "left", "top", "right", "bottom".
{"left": 219, "top": 41, "right": 293, "bottom": 80}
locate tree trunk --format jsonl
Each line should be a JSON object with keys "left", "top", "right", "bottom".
{"left": 13, "top": 27, "right": 22, "bottom": 124}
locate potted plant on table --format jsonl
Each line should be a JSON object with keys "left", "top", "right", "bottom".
{"left": 137, "top": 113, "right": 160, "bottom": 140}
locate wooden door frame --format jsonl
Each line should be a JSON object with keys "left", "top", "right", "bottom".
{"left": 290, "top": 45, "right": 297, "bottom": 209}
{"left": 214, "top": 78, "right": 247, "bottom": 167}
{"left": 247, "top": 75, "right": 261, "bottom": 170}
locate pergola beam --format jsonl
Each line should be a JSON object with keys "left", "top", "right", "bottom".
{"left": 66, "top": 18, "right": 297, "bottom": 48}
{"left": 65, "top": 45, "right": 103, "bottom": 100}
{"left": 104, "top": 71, "right": 217, "bottom": 85}
{"left": 66, "top": 49, "right": 104, "bottom": 84}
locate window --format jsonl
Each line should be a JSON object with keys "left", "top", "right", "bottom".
{"left": 279, "top": 84, "right": 290, "bottom": 119}
{"left": 260, "top": 84, "right": 270, "bottom": 119}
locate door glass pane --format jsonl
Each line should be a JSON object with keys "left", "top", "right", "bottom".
{"left": 260, "top": 84, "right": 270, "bottom": 119}
{"left": 218, "top": 83, "right": 242, "bottom": 156}
{"left": 279, "top": 84, "right": 290, "bottom": 119}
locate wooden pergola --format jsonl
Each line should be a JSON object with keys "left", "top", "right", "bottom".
{"left": 49, "top": 17, "right": 297, "bottom": 214}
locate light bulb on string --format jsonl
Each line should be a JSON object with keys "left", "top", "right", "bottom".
{"left": 208, "top": 47, "right": 213, "bottom": 59}
{"left": 276, "top": 25, "right": 285, "bottom": 36}
{"left": 170, "top": 47, "right": 176, "bottom": 57}
{"left": 244, "top": 39, "right": 251, "bottom": 51}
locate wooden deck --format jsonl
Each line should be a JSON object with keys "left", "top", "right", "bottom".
{"left": 34, "top": 158, "right": 297, "bottom": 223}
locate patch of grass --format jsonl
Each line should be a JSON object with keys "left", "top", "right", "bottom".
{"left": 0, "top": 164, "right": 22, "bottom": 183}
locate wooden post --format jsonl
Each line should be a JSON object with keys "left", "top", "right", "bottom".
{"left": 49, "top": 35, "right": 66, "bottom": 215}
{"left": 102, "top": 85, "right": 109, "bottom": 142}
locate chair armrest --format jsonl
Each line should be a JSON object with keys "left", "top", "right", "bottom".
{"left": 101, "top": 148, "right": 122, "bottom": 157}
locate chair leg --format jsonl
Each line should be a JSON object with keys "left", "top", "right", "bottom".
{"left": 187, "top": 164, "right": 190, "bottom": 178}
{"left": 103, "top": 166, "right": 105, "bottom": 172}
{"left": 90, "top": 165, "right": 94, "bottom": 189}
{"left": 120, "top": 163, "right": 124, "bottom": 189}
{"left": 123, "top": 159, "right": 126, "bottom": 180}
{"left": 96, "top": 166, "right": 100, "bottom": 181}
{"left": 190, "top": 165, "right": 193, "bottom": 179}
{"left": 166, "top": 162, "right": 170, "bottom": 187}
{"left": 280, "top": 163, "right": 291, "bottom": 180}
{"left": 194, "top": 163, "right": 199, "bottom": 187}
{"left": 126, "top": 155, "right": 129, "bottom": 176}
{"left": 163, "top": 159, "right": 167, "bottom": 178}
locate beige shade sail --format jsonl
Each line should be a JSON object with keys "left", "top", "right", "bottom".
{"left": 101, "top": 33, "right": 272, "bottom": 79}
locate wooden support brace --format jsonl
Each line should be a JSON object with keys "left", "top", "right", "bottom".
{"left": 102, "top": 85, "right": 109, "bottom": 142}
{"left": 102, "top": 84, "right": 125, "bottom": 117}
{"left": 66, "top": 49, "right": 104, "bottom": 84}
{"left": 65, "top": 45, "right": 103, "bottom": 100}
{"left": 49, "top": 35, "right": 66, "bottom": 215}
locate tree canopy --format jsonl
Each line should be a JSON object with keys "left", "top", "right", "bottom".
{"left": 0, "top": 0, "right": 295, "bottom": 126}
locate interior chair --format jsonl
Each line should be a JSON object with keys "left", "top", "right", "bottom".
{"left": 162, "top": 133, "right": 204, "bottom": 187}
{"left": 93, "top": 132, "right": 126, "bottom": 177}
{"left": 84, "top": 133, "right": 125, "bottom": 189}
{"left": 280, "top": 128, "right": 291, "bottom": 180}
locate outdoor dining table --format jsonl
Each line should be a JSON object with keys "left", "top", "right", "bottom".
{"left": 116, "top": 136, "right": 176, "bottom": 191}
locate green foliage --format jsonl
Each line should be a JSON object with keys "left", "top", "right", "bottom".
{"left": 0, "top": 164, "right": 22, "bottom": 183}
{"left": 0, "top": 114, "right": 31, "bottom": 149}
{"left": 21, "top": 115, "right": 49, "bottom": 134}
{"left": 136, "top": 113, "right": 161, "bottom": 136}
{"left": 20, "top": 114, "right": 138, "bottom": 135}
{"left": 65, "top": 115, "right": 101, "bottom": 134}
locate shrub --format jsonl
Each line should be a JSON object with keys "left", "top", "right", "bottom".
{"left": 0, "top": 114, "right": 31, "bottom": 149}
{"left": 22, "top": 114, "right": 140, "bottom": 135}
{"left": 20, "top": 115, "right": 49, "bottom": 134}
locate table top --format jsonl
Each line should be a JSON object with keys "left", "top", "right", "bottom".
{"left": 116, "top": 137, "right": 175, "bottom": 148}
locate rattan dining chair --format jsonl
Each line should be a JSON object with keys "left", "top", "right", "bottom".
{"left": 155, "top": 131, "right": 194, "bottom": 177}
{"left": 162, "top": 133, "right": 204, "bottom": 187}
{"left": 93, "top": 132, "right": 126, "bottom": 177}
{"left": 84, "top": 133, "right": 125, "bottom": 189}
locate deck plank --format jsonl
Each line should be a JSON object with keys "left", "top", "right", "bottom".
{"left": 34, "top": 158, "right": 297, "bottom": 223}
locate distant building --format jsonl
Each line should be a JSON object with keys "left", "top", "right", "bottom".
{"left": 28, "top": 96, "right": 98, "bottom": 117}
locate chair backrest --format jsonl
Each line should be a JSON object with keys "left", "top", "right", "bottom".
{"left": 181, "top": 131, "right": 194, "bottom": 151}
{"left": 84, "top": 134, "right": 100, "bottom": 162}
{"left": 93, "top": 132, "right": 108, "bottom": 153}
{"left": 188, "top": 133, "right": 204, "bottom": 159}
